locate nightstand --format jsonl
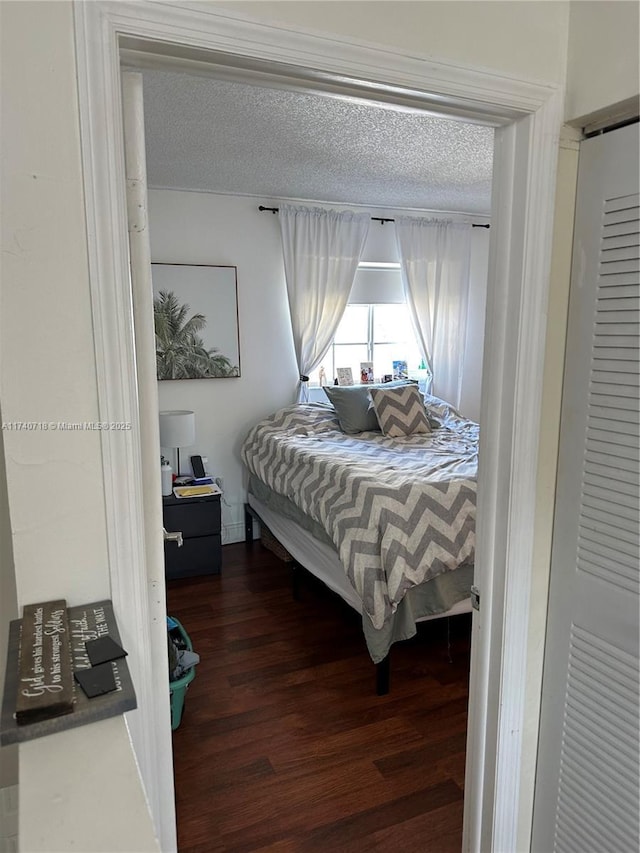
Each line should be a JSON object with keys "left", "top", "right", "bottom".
{"left": 162, "top": 492, "right": 221, "bottom": 580}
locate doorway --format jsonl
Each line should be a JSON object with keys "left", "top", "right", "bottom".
{"left": 135, "top": 59, "right": 492, "bottom": 849}
{"left": 74, "top": 4, "right": 563, "bottom": 850}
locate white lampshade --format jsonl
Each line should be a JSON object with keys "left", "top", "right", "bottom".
{"left": 159, "top": 410, "right": 196, "bottom": 467}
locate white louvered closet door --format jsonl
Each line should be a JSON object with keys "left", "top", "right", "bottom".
{"left": 532, "top": 122, "right": 639, "bottom": 853}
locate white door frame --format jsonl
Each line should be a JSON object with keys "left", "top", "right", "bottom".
{"left": 73, "top": 3, "right": 563, "bottom": 851}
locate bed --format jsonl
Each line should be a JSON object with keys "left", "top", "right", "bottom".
{"left": 240, "top": 386, "right": 478, "bottom": 693}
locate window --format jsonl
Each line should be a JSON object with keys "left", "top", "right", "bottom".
{"left": 309, "top": 266, "right": 428, "bottom": 386}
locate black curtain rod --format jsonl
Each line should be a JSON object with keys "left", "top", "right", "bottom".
{"left": 258, "top": 205, "right": 490, "bottom": 228}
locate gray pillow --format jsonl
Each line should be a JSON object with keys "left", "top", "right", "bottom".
{"left": 323, "top": 380, "right": 416, "bottom": 434}
{"left": 369, "top": 384, "right": 432, "bottom": 437}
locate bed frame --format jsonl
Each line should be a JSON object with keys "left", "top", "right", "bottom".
{"left": 244, "top": 499, "right": 471, "bottom": 695}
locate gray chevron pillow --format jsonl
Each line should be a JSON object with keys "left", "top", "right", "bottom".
{"left": 369, "top": 384, "right": 432, "bottom": 437}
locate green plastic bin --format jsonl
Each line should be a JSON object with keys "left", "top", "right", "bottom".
{"left": 168, "top": 618, "right": 196, "bottom": 730}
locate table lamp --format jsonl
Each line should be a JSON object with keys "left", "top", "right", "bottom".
{"left": 159, "top": 410, "right": 196, "bottom": 476}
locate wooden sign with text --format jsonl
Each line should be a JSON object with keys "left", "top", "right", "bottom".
{"left": 15, "top": 599, "right": 74, "bottom": 724}
{"left": 1, "top": 600, "right": 136, "bottom": 745}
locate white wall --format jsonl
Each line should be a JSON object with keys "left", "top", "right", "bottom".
{"left": 1, "top": 0, "right": 110, "bottom": 608}
{"left": 217, "top": 1, "right": 571, "bottom": 85}
{"left": 149, "top": 190, "right": 489, "bottom": 542}
{"left": 149, "top": 191, "right": 297, "bottom": 542}
{"left": 566, "top": 0, "right": 640, "bottom": 123}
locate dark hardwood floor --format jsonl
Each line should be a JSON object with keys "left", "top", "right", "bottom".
{"left": 166, "top": 541, "right": 471, "bottom": 853}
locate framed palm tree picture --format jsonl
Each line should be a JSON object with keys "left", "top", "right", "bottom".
{"left": 151, "top": 263, "right": 240, "bottom": 380}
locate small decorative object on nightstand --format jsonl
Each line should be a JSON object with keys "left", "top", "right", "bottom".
{"left": 162, "top": 491, "right": 221, "bottom": 580}
{"left": 161, "top": 456, "right": 173, "bottom": 497}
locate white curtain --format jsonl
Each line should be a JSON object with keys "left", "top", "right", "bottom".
{"left": 395, "top": 218, "right": 472, "bottom": 408}
{"left": 279, "top": 204, "right": 370, "bottom": 400}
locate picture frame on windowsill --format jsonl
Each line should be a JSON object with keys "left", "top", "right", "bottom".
{"left": 336, "top": 367, "right": 354, "bottom": 386}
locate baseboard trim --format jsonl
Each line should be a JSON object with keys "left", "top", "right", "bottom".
{"left": 222, "top": 520, "right": 258, "bottom": 544}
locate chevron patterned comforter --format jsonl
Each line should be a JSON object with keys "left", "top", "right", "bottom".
{"left": 241, "top": 400, "right": 478, "bottom": 632}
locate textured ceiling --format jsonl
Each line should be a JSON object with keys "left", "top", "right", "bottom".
{"left": 142, "top": 70, "right": 494, "bottom": 214}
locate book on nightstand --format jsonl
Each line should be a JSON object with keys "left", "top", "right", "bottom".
{"left": 173, "top": 483, "right": 221, "bottom": 499}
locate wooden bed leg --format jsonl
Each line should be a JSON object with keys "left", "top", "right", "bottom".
{"left": 244, "top": 503, "right": 254, "bottom": 544}
{"left": 292, "top": 562, "right": 301, "bottom": 601}
{"left": 376, "top": 656, "right": 390, "bottom": 696}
